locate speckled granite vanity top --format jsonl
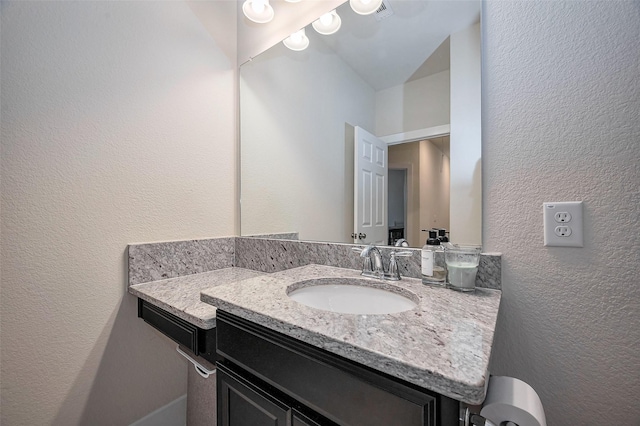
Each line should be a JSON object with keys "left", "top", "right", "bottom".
{"left": 129, "top": 267, "right": 266, "bottom": 329}
{"left": 201, "top": 264, "right": 501, "bottom": 405}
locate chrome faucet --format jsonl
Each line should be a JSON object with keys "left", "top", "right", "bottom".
{"left": 360, "top": 243, "right": 385, "bottom": 278}
{"left": 356, "top": 243, "right": 413, "bottom": 281}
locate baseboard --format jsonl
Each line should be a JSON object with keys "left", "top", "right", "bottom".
{"left": 129, "top": 394, "right": 187, "bottom": 426}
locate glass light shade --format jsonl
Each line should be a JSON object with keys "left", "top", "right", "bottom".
{"left": 349, "top": 0, "right": 383, "bottom": 15}
{"left": 242, "top": 0, "right": 274, "bottom": 23}
{"left": 312, "top": 10, "right": 342, "bottom": 35}
{"left": 283, "top": 28, "right": 310, "bottom": 51}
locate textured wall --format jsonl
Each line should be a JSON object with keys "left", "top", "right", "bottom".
{"left": 0, "top": 1, "right": 236, "bottom": 424}
{"left": 483, "top": 1, "right": 640, "bottom": 424}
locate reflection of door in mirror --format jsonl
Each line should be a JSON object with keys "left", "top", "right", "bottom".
{"left": 354, "top": 126, "right": 388, "bottom": 246}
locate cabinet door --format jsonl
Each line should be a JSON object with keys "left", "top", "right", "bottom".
{"left": 217, "top": 366, "right": 290, "bottom": 426}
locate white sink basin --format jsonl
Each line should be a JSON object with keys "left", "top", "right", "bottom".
{"left": 287, "top": 278, "right": 418, "bottom": 315}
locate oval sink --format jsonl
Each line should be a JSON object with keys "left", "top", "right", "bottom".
{"left": 287, "top": 278, "right": 418, "bottom": 315}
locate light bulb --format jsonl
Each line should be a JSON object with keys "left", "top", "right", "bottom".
{"left": 291, "top": 31, "right": 303, "bottom": 43}
{"left": 251, "top": 0, "right": 265, "bottom": 14}
{"left": 349, "top": 0, "right": 382, "bottom": 15}
{"left": 312, "top": 10, "right": 341, "bottom": 35}
{"left": 320, "top": 13, "right": 333, "bottom": 26}
{"left": 242, "top": 0, "right": 274, "bottom": 23}
{"left": 283, "top": 28, "right": 309, "bottom": 51}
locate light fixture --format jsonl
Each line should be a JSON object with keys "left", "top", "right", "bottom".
{"left": 283, "top": 28, "right": 309, "bottom": 51}
{"left": 242, "top": 0, "right": 274, "bottom": 24}
{"left": 312, "top": 10, "right": 342, "bottom": 35}
{"left": 349, "top": 0, "right": 383, "bottom": 15}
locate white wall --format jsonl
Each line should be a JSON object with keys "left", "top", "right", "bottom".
{"left": 374, "top": 71, "right": 450, "bottom": 137}
{"left": 0, "top": 1, "right": 236, "bottom": 424}
{"left": 240, "top": 30, "right": 375, "bottom": 242}
{"left": 483, "top": 1, "right": 640, "bottom": 424}
{"left": 450, "top": 23, "right": 481, "bottom": 245}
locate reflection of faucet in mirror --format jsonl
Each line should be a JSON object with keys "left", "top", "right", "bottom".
{"left": 240, "top": 0, "right": 482, "bottom": 247}
{"left": 394, "top": 238, "right": 409, "bottom": 247}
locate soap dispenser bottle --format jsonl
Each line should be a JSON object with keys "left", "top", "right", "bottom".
{"left": 422, "top": 230, "right": 446, "bottom": 286}
{"left": 436, "top": 228, "right": 449, "bottom": 243}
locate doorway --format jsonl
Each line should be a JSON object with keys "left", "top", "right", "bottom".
{"left": 388, "top": 135, "right": 450, "bottom": 247}
{"left": 388, "top": 169, "right": 407, "bottom": 245}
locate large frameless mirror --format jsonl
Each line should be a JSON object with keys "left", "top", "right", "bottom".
{"left": 240, "top": 0, "right": 482, "bottom": 247}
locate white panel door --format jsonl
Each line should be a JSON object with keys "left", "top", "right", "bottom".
{"left": 354, "top": 126, "right": 388, "bottom": 245}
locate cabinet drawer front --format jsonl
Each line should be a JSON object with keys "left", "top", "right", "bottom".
{"left": 216, "top": 311, "right": 436, "bottom": 426}
{"left": 138, "top": 299, "right": 198, "bottom": 353}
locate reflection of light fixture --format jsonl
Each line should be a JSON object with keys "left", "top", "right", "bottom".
{"left": 349, "top": 0, "right": 383, "bottom": 15}
{"left": 283, "top": 28, "right": 309, "bottom": 51}
{"left": 242, "top": 0, "right": 274, "bottom": 23}
{"left": 312, "top": 10, "right": 342, "bottom": 35}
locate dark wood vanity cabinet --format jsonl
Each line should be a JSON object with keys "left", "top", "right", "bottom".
{"left": 215, "top": 310, "right": 460, "bottom": 426}
{"left": 137, "top": 298, "right": 217, "bottom": 364}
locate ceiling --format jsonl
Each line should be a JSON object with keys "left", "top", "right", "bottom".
{"left": 314, "top": 0, "right": 481, "bottom": 91}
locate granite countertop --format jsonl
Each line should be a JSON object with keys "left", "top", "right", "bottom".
{"left": 129, "top": 267, "right": 266, "bottom": 329}
{"left": 201, "top": 264, "right": 501, "bottom": 405}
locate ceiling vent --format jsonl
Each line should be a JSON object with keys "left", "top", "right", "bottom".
{"left": 374, "top": 0, "right": 394, "bottom": 21}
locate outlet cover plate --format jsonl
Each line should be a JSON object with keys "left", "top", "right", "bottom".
{"left": 543, "top": 201, "right": 584, "bottom": 247}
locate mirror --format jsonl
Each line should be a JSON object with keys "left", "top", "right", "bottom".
{"left": 240, "top": 0, "right": 482, "bottom": 247}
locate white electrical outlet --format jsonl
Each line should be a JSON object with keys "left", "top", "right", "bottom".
{"left": 543, "top": 201, "right": 583, "bottom": 247}
{"left": 554, "top": 211, "right": 572, "bottom": 223}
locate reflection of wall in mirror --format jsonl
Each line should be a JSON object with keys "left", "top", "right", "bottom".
{"left": 377, "top": 24, "right": 481, "bottom": 246}
{"left": 419, "top": 138, "right": 451, "bottom": 240}
{"left": 450, "top": 23, "right": 481, "bottom": 245}
{"left": 375, "top": 70, "right": 450, "bottom": 137}
{"left": 240, "top": 30, "right": 375, "bottom": 243}
{"left": 241, "top": 20, "right": 480, "bottom": 246}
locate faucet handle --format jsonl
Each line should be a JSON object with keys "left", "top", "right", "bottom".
{"left": 385, "top": 250, "right": 413, "bottom": 281}
{"left": 386, "top": 252, "right": 401, "bottom": 281}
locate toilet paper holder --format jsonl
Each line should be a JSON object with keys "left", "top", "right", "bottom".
{"left": 462, "top": 407, "right": 514, "bottom": 426}
{"left": 461, "top": 375, "right": 545, "bottom": 426}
